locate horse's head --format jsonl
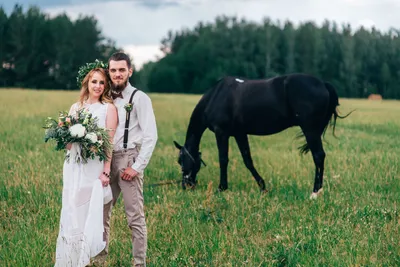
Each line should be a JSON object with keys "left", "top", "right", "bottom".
{"left": 173, "top": 140, "right": 206, "bottom": 189}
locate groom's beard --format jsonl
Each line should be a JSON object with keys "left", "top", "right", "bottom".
{"left": 111, "top": 79, "right": 128, "bottom": 92}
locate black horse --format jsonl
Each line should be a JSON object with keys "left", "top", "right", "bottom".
{"left": 174, "top": 73, "right": 350, "bottom": 198}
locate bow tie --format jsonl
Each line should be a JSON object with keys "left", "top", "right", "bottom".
{"left": 112, "top": 91, "right": 123, "bottom": 99}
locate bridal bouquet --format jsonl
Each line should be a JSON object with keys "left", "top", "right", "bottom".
{"left": 43, "top": 108, "right": 112, "bottom": 163}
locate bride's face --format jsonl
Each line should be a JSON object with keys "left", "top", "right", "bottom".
{"left": 88, "top": 72, "right": 106, "bottom": 100}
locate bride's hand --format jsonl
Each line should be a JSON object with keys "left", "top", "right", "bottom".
{"left": 66, "top": 143, "right": 72, "bottom": 150}
{"left": 100, "top": 173, "right": 110, "bottom": 187}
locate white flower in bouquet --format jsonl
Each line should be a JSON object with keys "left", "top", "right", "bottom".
{"left": 85, "top": 132, "right": 98, "bottom": 143}
{"left": 44, "top": 108, "right": 112, "bottom": 164}
{"left": 69, "top": 124, "right": 86, "bottom": 137}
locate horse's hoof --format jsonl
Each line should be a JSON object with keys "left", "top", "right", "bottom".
{"left": 260, "top": 189, "right": 268, "bottom": 194}
{"left": 218, "top": 186, "right": 228, "bottom": 192}
{"left": 309, "top": 189, "right": 323, "bottom": 200}
{"left": 186, "top": 184, "right": 196, "bottom": 190}
{"left": 257, "top": 180, "right": 266, "bottom": 190}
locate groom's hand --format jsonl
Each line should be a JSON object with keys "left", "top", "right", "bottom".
{"left": 121, "top": 167, "right": 138, "bottom": 181}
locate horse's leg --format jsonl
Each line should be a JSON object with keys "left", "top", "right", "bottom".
{"left": 234, "top": 134, "right": 266, "bottom": 192}
{"left": 215, "top": 132, "right": 230, "bottom": 191}
{"left": 303, "top": 131, "right": 326, "bottom": 199}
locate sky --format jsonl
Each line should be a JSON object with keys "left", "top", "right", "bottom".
{"left": 2, "top": 0, "right": 400, "bottom": 69}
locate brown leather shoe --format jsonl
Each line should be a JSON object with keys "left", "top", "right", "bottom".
{"left": 132, "top": 260, "right": 145, "bottom": 267}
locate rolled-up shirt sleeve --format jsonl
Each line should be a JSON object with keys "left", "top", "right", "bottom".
{"left": 131, "top": 94, "right": 158, "bottom": 174}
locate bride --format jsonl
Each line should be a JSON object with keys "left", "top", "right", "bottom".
{"left": 54, "top": 66, "right": 118, "bottom": 266}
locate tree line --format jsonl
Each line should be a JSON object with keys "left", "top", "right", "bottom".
{"left": 1, "top": 5, "right": 400, "bottom": 99}
{"left": 0, "top": 5, "right": 119, "bottom": 89}
{"left": 135, "top": 16, "right": 400, "bottom": 99}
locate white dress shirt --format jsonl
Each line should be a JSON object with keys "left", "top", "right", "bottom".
{"left": 113, "top": 83, "right": 158, "bottom": 174}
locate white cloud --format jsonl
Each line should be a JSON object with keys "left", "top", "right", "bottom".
{"left": 123, "top": 44, "right": 164, "bottom": 70}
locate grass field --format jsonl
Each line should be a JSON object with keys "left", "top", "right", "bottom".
{"left": 0, "top": 89, "right": 399, "bottom": 266}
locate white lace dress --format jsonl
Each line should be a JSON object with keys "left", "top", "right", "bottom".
{"left": 55, "top": 102, "right": 109, "bottom": 267}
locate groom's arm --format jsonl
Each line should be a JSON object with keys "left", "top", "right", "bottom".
{"left": 131, "top": 93, "right": 158, "bottom": 175}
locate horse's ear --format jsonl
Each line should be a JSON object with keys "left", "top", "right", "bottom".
{"left": 173, "top": 140, "right": 182, "bottom": 150}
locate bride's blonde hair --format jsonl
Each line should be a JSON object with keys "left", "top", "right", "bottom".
{"left": 78, "top": 68, "right": 112, "bottom": 107}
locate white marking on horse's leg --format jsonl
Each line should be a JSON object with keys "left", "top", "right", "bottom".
{"left": 310, "top": 188, "right": 323, "bottom": 200}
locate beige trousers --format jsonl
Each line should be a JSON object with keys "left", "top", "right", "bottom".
{"left": 103, "top": 148, "right": 147, "bottom": 266}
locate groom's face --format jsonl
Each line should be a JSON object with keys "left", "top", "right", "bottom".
{"left": 108, "top": 60, "right": 132, "bottom": 91}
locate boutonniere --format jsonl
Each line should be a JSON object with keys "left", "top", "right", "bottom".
{"left": 124, "top": 103, "right": 133, "bottom": 112}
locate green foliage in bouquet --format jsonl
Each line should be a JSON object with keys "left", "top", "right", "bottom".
{"left": 43, "top": 108, "right": 112, "bottom": 163}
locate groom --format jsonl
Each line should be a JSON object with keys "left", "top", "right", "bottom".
{"left": 97, "top": 52, "right": 158, "bottom": 266}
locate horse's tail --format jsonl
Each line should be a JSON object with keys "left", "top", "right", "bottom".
{"left": 323, "top": 82, "right": 340, "bottom": 137}
{"left": 323, "top": 82, "right": 354, "bottom": 138}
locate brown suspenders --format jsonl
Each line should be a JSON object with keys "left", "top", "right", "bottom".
{"left": 123, "top": 89, "right": 139, "bottom": 149}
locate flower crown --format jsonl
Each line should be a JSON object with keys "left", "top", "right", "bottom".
{"left": 76, "top": 59, "right": 108, "bottom": 88}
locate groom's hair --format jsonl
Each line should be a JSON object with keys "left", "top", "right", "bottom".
{"left": 108, "top": 52, "right": 132, "bottom": 69}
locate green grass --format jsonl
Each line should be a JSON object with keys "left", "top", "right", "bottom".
{"left": 0, "top": 89, "right": 399, "bottom": 266}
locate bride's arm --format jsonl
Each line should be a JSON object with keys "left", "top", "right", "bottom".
{"left": 68, "top": 103, "right": 77, "bottom": 116}
{"left": 100, "top": 104, "right": 118, "bottom": 185}
{"left": 65, "top": 103, "right": 78, "bottom": 150}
